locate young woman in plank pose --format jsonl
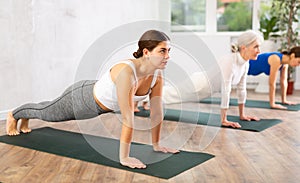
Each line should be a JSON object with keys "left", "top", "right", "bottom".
{"left": 248, "top": 46, "right": 300, "bottom": 109}
{"left": 6, "top": 29, "right": 179, "bottom": 169}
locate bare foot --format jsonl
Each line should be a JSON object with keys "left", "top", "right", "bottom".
{"left": 20, "top": 119, "right": 31, "bottom": 133}
{"left": 142, "top": 102, "right": 149, "bottom": 110}
{"left": 6, "top": 112, "right": 20, "bottom": 136}
{"left": 271, "top": 104, "right": 287, "bottom": 110}
{"left": 134, "top": 107, "right": 140, "bottom": 112}
{"left": 120, "top": 157, "right": 146, "bottom": 169}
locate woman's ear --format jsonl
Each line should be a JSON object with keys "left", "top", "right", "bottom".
{"left": 239, "top": 45, "right": 246, "bottom": 51}
{"left": 143, "top": 48, "right": 149, "bottom": 57}
{"left": 290, "top": 53, "right": 295, "bottom": 59}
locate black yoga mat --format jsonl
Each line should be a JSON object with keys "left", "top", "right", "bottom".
{"left": 0, "top": 127, "right": 214, "bottom": 179}
{"left": 134, "top": 108, "right": 282, "bottom": 132}
{"left": 200, "top": 97, "right": 300, "bottom": 111}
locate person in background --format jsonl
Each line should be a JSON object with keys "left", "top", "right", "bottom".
{"left": 219, "top": 30, "right": 263, "bottom": 128}
{"left": 161, "top": 30, "right": 263, "bottom": 128}
{"left": 248, "top": 46, "right": 300, "bottom": 109}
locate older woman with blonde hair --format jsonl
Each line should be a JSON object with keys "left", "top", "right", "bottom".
{"left": 218, "top": 30, "right": 263, "bottom": 128}
{"left": 162, "top": 30, "right": 263, "bottom": 128}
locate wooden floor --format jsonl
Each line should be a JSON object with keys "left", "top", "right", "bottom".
{"left": 0, "top": 90, "right": 299, "bottom": 183}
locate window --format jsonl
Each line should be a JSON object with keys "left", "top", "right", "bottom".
{"left": 171, "top": 0, "right": 255, "bottom": 33}
{"left": 171, "top": 0, "right": 206, "bottom": 32}
{"left": 259, "top": 0, "right": 272, "bottom": 14}
{"left": 217, "top": 0, "right": 253, "bottom": 31}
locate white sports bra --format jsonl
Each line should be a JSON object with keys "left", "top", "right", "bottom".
{"left": 93, "top": 60, "right": 159, "bottom": 111}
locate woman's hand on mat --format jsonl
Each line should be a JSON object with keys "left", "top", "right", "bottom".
{"left": 153, "top": 145, "right": 180, "bottom": 154}
{"left": 240, "top": 115, "right": 260, "bottom": 121}
{"left": 120, "top": 157, "right": 146, "bottom": 169}
{"left": 222, "top": 120, "right": 241, "bottom": 128}
{"left": 271, "top": 103, "right": 287, "bottom": 110}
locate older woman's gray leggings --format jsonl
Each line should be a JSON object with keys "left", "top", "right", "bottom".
{"left": 13, "top": 80, "right": 106, "bottom": 121}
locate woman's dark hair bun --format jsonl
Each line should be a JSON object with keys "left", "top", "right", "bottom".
{"left": 133, "top": 49, "right": 143, "bottom": 58}
{"left": 281, "top": 50, "right": 289, "bottom": 55}
{"left": 133, "top": 52, "right": 138, "bottom": 58}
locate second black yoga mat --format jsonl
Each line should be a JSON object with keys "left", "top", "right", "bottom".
{"left": 0, "top": 127, "right": 214, "bottom": 179}
{"left": 200, "top": 97, "right": 300, "bottom": 111}
{"left": 134, "top": 108, "right": 282, "bottom": 132}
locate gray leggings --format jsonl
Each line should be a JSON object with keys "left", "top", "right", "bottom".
{"left": 13, "top": 80, "right": 107, "bottom": 121}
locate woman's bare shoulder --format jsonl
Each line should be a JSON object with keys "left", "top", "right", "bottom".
{"left": 268, "top": 54, "right": 281, "bottom": 65}
{"left": 110, "top": 62, "right": 134, "bottom": 82}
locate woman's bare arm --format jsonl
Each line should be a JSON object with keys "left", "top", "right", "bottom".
{"left": 280, "top": 64, "right": 288, "bottom": 102}
{"left": 150, "top": 71, "right": 179, "bottom": 153}
{"left": 268, "top": 55, "right": 286, "bottom": 109}
{"left": 111, "top": 63, "right": 146, "bottom": 169}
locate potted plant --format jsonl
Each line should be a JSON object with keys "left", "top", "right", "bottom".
{"left": 259, "top": 13, "right": 280, "bottom": 52}
{"left": 272, "top": 0, "right": 300, "bottom": 95}
{"left": 259, "top": 14, "right": 280, "bottom": 40}
{"left": 254, "top": 12, "right": 280, "bottom": 93}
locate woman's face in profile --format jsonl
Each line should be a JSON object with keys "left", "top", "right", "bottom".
{"left": 148, "top": 41, "right": 171, "bottom": 69}
{"left": 289, "top": 54, "right": 300, "bottom": 67}
{"left": 245, "top": 40, "right": 261, "bottom": 60}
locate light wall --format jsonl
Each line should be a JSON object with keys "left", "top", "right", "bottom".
{"left": 1, "top": 0, "right": 299, "bottom": 120}
{"left": 0, "top": 0, "right": 169, "bottom": 119}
